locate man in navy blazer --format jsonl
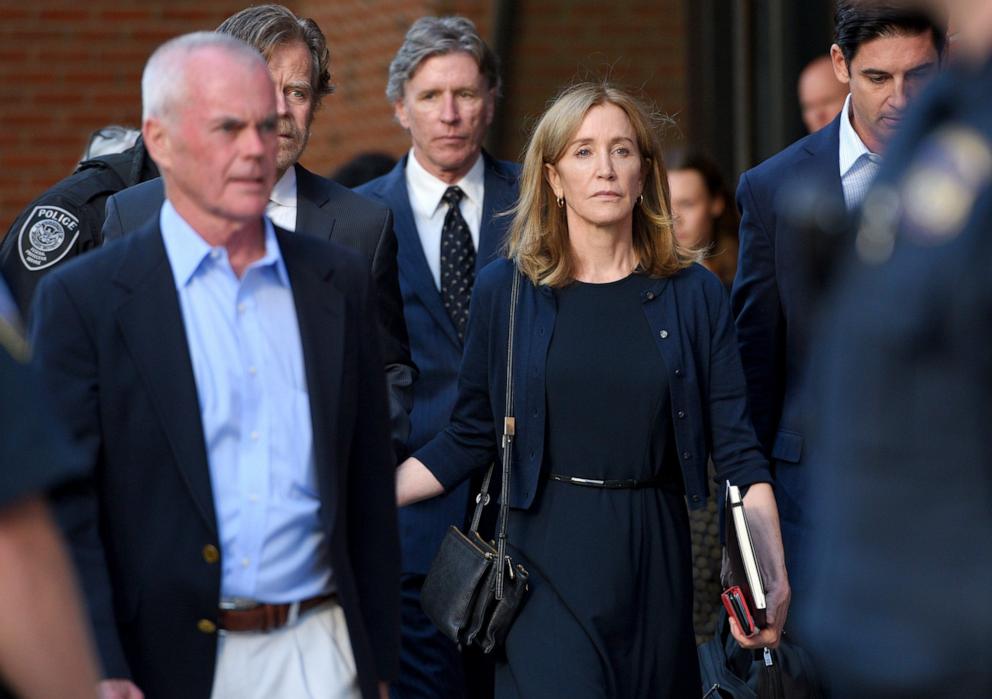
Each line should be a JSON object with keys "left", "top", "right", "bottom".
{"left": 731, "top": 0, "right": 944, "bottom": 613}
{"left": 355, "top": 16, "right": 518, "bottom": 699}
{"left": 31, "top": 33, "right": 398, "bottom": 699}
{"left": 100, "top": 5, "right": 415, "bottom": 458}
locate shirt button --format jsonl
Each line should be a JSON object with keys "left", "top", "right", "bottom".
{"left": 202, "top": 544, "right": 219, "bottom": 564}
{"left": 677, "top": 410, "right": 686, "bottom": 419}
{"left": 646, "top": 291, "right": 655, "bottom": 300}
{"left": 248, "top": 366, "right": 257, "bottom": 376}
{"left": 682, "top": 451, "right": 692, "bottom": 460}
{"left": 237, "top": 303, "right": 247, "bottom": 314}
{"left": 248, "top": 494, "right": 259, "bottom": 503}
{"left": 691, "top": 495, "right": 701, "bottom": 503}
{"left": 659, "top": 330, "right": 668, "bottom": 339}
{"left": 250, "top": 431, "right": 259, "bottom": 441}
{"left": 197, "top": 619, "right": 217, "bottom": 634}
{"left": 241, "top": 558, "right": 250, "bottom": 568}
{"left": 674, "top": 369, "right": 683, "bottom": 377}
{"left": 210, "top": 250, "right": 221, "bottom": 260}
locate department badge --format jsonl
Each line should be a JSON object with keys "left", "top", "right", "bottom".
{"left": 17, "top": 205, "right": 80, "bottom": 271}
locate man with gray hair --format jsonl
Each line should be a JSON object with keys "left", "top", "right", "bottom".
{"left": 103, "top": 4, "right": 415, "bottom": 461}
{"left": 355, "top": 16, "right": 518, "bottom": 699}
{"left": 31, "top": 31, "right": 399, "bottom": 699}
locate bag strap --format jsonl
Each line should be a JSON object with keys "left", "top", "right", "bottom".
{"left": 464, "top": 268, "right": 522, "bottom": 602}
{"left": 495, "top": 270, "right": 521, "bottom": 599}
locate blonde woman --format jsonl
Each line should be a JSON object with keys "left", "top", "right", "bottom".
{"left": 396, "top": 82, "right": 790, "bottom": 697}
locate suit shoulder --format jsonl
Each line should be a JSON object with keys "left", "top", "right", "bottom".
{"left": 476, "top": 257, "right": 516, "bottom": 294}
{"left": 671, "top": 263, "right": 728, "bottom": 303}
{"left": 322, "top": 178, "right": 391, "bottom": 223}
{"left": 742, "top": 124, "right": 836, "bottom": 192}
{"left": 110, "top": 177, "right": 164, "bottom": 206}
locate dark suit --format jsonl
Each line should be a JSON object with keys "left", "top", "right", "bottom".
{"left": 730, "top": 115, "right": 844, "bottom": 602}
{"left": 799, "top": 60, "right": 992, "bottom": 696}
{"left": 102, "top": 164, "right": 415, "bottom": 459}
{"left": 30, "top": 221, "right": 400, "bottom": 699}
{"left": 355, "top": 152, "right": 519, "bottom": 698}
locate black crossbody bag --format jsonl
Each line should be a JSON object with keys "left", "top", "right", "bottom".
{"left": 420, "top": 270, "right": 529, "bottom": 653}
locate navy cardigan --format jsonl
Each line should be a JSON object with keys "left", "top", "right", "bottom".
{"left": 416, "top": 258, "right": 771, "bottom": 511}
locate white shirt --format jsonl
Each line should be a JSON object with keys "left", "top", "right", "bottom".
{"left": 405, "top": 150, "right": 485, "bottom": 289}
{"left": 267, "top": 167, "right": 298, "bottom": 232}
{"left": 838, "top": 94, "right": 883, "bottom": 210}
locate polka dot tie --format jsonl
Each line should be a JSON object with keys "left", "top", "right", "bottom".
{"left": 440, "top": 186, "right": 476, "bottom": 341}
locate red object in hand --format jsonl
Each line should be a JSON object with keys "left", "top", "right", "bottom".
{"left": 722, "top": 585, "right": 757, "bottom": 637}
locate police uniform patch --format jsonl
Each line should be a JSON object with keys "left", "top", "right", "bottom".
{"left": 16, "top": 205, "right": 80, "bottom": 271}
{"left": 901, "top": 127, "right": 992, "bottom": 245}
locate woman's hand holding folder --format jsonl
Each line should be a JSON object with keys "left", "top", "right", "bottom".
{"left": 727, "top": 482, "right": 791, "bottom": 650}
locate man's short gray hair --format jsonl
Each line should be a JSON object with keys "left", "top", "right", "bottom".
{"left": 142, "top": 31, "right": 267, "bottom": 122}
{"left": 386, "top": 16, "right": 501, "bottom": 103}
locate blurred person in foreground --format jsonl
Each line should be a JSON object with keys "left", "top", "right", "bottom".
{"left": 30, "top": 32, "right": 398, "bottom": 699}
{"left": 797, "top": 55, "right": 849, "bottom": 133}
{"left": 395, "top": 82, "right": 789, "bottom": 697}
{"left": 666, "top": 148, "right": 739, "bottom": 288}
{"left": 732, "top": 0, "right": 945, "bottom": 621}
{"left": 799, "top": 0, "right": 992, "bottom": 694}
{"left": 355, "top": 16, "right": 518, "bottom": 699}
{"left": 0, "top": 279, "right": 100, "bottom": 699}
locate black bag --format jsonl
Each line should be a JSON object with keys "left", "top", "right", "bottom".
{"left": 420, "top": 271, "right": 529, "bottom": 653}
{"left": 698, "top": 610, "right": 823, "bottom": 699}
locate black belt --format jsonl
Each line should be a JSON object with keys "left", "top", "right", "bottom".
{"left": 548, "top": 473, "right": 665, "bottom": 489}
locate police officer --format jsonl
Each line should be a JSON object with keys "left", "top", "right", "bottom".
{"left": 799, "top": 1, "right": 992, "bottom": 694}
{"left": 0, "top": 138, "right": 158, "bottom": 319}
{"left": 0, "top": 276, "right": 101, "bottom": 699}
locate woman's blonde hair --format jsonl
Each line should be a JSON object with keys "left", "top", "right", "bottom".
{"left": 506, "top": 82, "right": 694, "bottom": 286}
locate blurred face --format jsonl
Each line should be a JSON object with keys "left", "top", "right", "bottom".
{"left": 394, "top": 52, "right": 495, "bottom": 184}
{"left": 668, "top": 168, "right": 724, "bottom": 248}
{"left": 545, "top": 103, "right": 645, "bottom": 236}
{"left": 798, "top": 57, "right": 848, "bottom": 133}
{"left": 831, "top": 31, "right": 939, "bottom": 153}
{"left": 144, "top": 50, "right": 277, "bottom": 227}
{"left": 267, "top": 40, "right": 314, "bottom": 177}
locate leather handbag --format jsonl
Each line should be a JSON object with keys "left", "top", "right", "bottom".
{"left": 420, "top": 270, "right": 529, "bottom": 654}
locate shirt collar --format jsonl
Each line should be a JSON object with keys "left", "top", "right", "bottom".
{"left": 405, "top": 148, "right": 486, "bottom": 217}
{"left": 160, "top": 201, "right": 288, "bottom": 288}
{"left": 838, "top": 94, "right": 880, "bottom": 178}
{"left": 270, "top": 166, "right": 298, "bottom": 208}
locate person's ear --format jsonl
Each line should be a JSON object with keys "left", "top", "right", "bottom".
{"left": 830, "top": 44, "right": 851, "bottom": 85}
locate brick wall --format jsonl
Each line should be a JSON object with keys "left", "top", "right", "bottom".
{"left": 497, "top": 0, "right": 687, "bottom": 161}
{"left": 0, "top": 1, "right": 492, "bottom": 234}
{"left": 0, "top": 1, "right": 686, "bottom": 234}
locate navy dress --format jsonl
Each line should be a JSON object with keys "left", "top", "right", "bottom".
{"left": 496, "top": 273, "right": 701, "bottom": 698}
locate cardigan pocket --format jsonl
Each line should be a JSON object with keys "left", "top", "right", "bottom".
{"left": 771, "top": 429, "right": 803, "bottom": 464}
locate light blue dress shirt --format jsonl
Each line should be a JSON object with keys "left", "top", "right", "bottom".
{"left": 838, "top": 94, "right": 883, "bottom": 210}
{"left": 160, "top": 202, "right": 331, "bottom": 603}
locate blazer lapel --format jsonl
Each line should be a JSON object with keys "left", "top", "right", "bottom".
{"left": 294, "top": 164, "right": 336, "bottom": 241}
{"left": 799, "top": 116, "right": 845, "bottom": 208}
{"left": 113, "top": 222, "right": 217, "bottom": 535}
{"left": 382, "top": 158, "right": 461, "bottom": 347}
{"left": 476, "top": 153, "right": 517, "bottom": 269}
{"left": 278, "top": 229, "right": 344, "bottom": 528}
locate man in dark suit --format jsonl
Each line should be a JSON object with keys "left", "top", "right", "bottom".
{"left": 355, "top": 16, "right": 518, "bottom": 699}
{"left": 731, "top": 0, "right": 944, "bottom": 616}
{"left": 101, "top": 4, "right": 415, "bottom": 458}
{"left": 31, "top": 32, "right": 398, "bottom": 699}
